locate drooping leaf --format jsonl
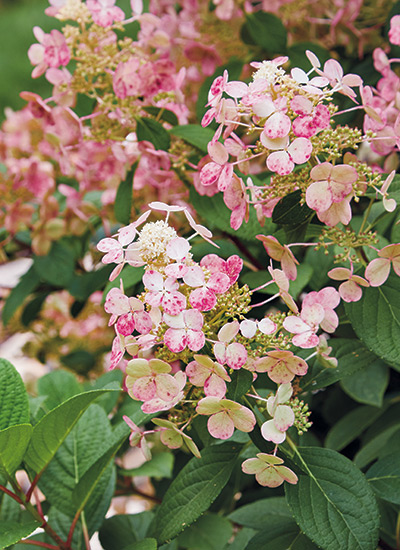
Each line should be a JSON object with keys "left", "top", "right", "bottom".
{"left": 24, "top": 389, "right": 116, "bottom": 474}
{"left": 366, "top": 452, "right": 400, "bottom": 505}
{"left": 33, "top": 241, "right": 76, "bottom": 287}
{"left": 0, "top": 424, "right": 32, "bottom": 482}
{"left": 176, "top": 514, "right": 233, "bottom": 550}
{"left": 244, "top": 13, "right": 287, "bottom": 53}
{"left": 150, "top": 442, "right": 242, "bottom": 543}
{"left": 345, "top": 273, "right": 400, "bottom": 370}
{"left": 114, "top": 163, "right": 138, "bottom": 225}
{"left": 2, "top": 266, "right": 40, "bottom": 325}
{"left": 99, "top": 512, "right": 155, "bottom": 550}
{"left": 0, "top": 519, "right": 41, "bottom": 549}
{"left": 285, "top": 447, "right": 379, "bottom": 550}
{"left": 68, "top": 265, "right": 113, "bottom": 302}
{"left": 340, "top": 361, "right": 389, "bottom": 407}
{"left": 136, "top": 117, "right": 170, "bottom": 150}
{"left": 0, "top": 359, "right": 30, "bottom": 430}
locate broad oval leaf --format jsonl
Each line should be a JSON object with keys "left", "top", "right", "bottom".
{"left": 244, "top": 13, "right": 287, "bottom": 53}
{"left": 150, "top": 442, "right": 242, "bottom": 543}
{"left": 114, "top": 163, "right": 137, "bottom": 225}
{"left": 366, "top": 452, "right": 400, "bottom": 505}
{"left": 33, "top": 241, "right": 76, "bottom": 287}
{"left": 136, "top": 117, "right": 170, "bottom": 150}
{"left": 340, "top": 361, "right": 389, "bottom": 407}
{"left": 99, "top": 512, "right": 155, "bottom": 550}
{"left": 325, "top": 405, "right": 384, "bottom": 452}
{"left": 0, "top": 358, "right": 30, "bottom": 429}
{"left": 0, "top": 424, "right": 32, "bottom": 481}
{"left": 176, "top": 514, "right": 233, "bottom": 550}
{"left": 228, "top": 497, "right": 291, "bottom": 529}
{"left": 345, "top": 273, "right": 400, "bottom": 370}
{"left": 2, "top": 266, "right": 40, "bottom": 325}
{"left": 24, "top": 389, "right": 117, "bottom": 474}
{"left": 169, "top": 125, "right": 215, "bottom": 153}
{"left": 0, "top": 520, "right": 41, "bottom": 549}
{"left": 272, "top": 190, "right": 314, "bottom": 226}
{"left": 285, "top": 447, "right": 379, "bottom": 550}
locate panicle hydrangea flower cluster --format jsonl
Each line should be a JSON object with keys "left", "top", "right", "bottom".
{"left": 97, "top": 204, "right": 349, "bottom": 488}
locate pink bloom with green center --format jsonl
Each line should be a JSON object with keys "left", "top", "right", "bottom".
{"left": 213, "top": 321, "right": 248, "bottom": 370}
{"left": 306, "top": 162, "right": 358, "bottom": 215}
{"left": 223, "top": 174, "right": 248, "bottom": 230}
{"left": 302, "top": 287, "right": 340, "bottom": 333}
{"left": 328, "top": 266, "right": 369, "bottom": 302}
{"left": 200, "top": 141, "right": 233, "bottom": 192}
{"left": 257, "top": 235, "right": 299, "bottom": 280}
{"left": 143, "top": 270, "right": 186, "bottom": 316}
{"left": 163, "top": 309, "right": 205, "bottom": 353}
{"left": 255, "top": 350, "right": 308, "bottom": 384}
{"left": 123, "top": 416, "right": 153, "bottom": 460}
{"left": 313, "top": 58, "right": 363, "bottom": 100}
{"left": 241, "top": 453, "right": 298, "bottom": 488}
{"left": 365, "top": 244, "right": 400, "bottom": 286}
{"left": 261, "top": 383, "right": 294, "bottom": 444}
{"left": 125, "top": 358, "right": 183, "bottom": 408}
{"left": 200, "top": 254, "right": 243, "bottom": 285}
{"left": 196, "top": 396, "right": 256, "bottom": 440}
{"left": 28, "top": 27, "right": 71, "bottom": 79}
{"left": 186, "top": 355, "right": 231, "bottom": 398}
{"left": 141, "top": 371, "right": 187, "bottom": 414}
{"left": 86, "top": 0, "right": 125, "bottom": 27}
{"left": 283, "top": 303, "right": 325, "bottom": 348}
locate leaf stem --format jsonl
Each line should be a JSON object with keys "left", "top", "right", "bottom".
{"left": 18, "top": 541, "right": 59, "bottom": 550}
{"left": 0, "top": 484, "right": 24, "bottom": 504}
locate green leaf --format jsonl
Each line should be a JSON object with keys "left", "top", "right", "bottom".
{"left": 176, "top": 514, "right": 233, "bottom": 550}
{"left": 228, "top": 497, "right": 291, "bottom": 529}
{"left": 244, "top": 13, "right": 287, "bottom": 53}
{"left": 0, "top": 424, "right": 32, "bottom": 481}
{"left": 68, "top": 265, "right": 113, "bottom": 302}
{"left": 325, "top": 405, "right": 384, "bottom": 451}
{"left": 61, "top": 349, "right": 97, "bottom": 375}
{"left": 355, "top": 424, "right": 400, "bottom": 469}
{"left": 38, "top": 405, "right": 117, "bottom": 541}
{"left": 21, "top": 292, "right": 49, "bottom": 326}
{"left": 345, "top": 273, "right": 400, "bottom": 370}
{"left": 136, "top": 117, "right": 170, "bottom": 150}
{"left": 33, "top": 241, "right": 76, "bottom": 287}
{"left": 0, "top": 359, "right": 30, "bottom": 430}
{"left": 103, "top": 265, "right": 144, "bottom": 296}
{"left": 244, "top": 524, "right": 310, "bottom": 550}
{"left": 272, "top": 190, "right": 314, "bottom": 226}
{"left": 340, "top": 361, "right": 389, "bottom": 406}
{"left": 142, "top": 106, "right": 179, "bottom": 126}
{"left": 120, "top": 452, "right": 174, "bottom": 478}
{"left": 0, "top": 519, "right": 41, "bottom": 549}
{"left": 99, "top": 512, "right": 155, "bottom": 550}
{"left": 150, "top": 442, "right": 242, "bottom": 543}
{"left": 2, "top": 266, "right": 40, "bottom": 324}
{"left": 37, "top": 369, "right": 82, "bottom": 415}
{"left": 24, "top": 389, "right": 116, "bottom": 474}
{"left": 169, "top": 124, "right": 214, "bottom": 153}
{"left": 285, "top": 447, "right": 380, "bottom": 550}
{"left": 225, "top": 369, "right": 253, "bottom": 402}
{"left": 301, "top": 338, "right": 386, "bottom": 391}
{"left": 366, "top": 452, "right": 400, "bottom": 505}
{"left": 222, "top": 527, "right": 256, "bottom": 550}
{"left": 115, "top": 163, "right": 138, "bottom": 225}
{"left": 124, "top": 540, "right": 158, "bottom": 550}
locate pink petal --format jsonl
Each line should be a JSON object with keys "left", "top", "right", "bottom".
{"left": 208, "top": 141, "right": 229, "bottom": 165}
{"left": 164, "top": 328, "right": 187, "bottom": 353}
{"left": 218, "top": 320, "right": 239, "bottom": 342}
{"left": 226, "top": 343, "right": 247, "bottom": 370}
{"left": 263, "top": 112, "right": 291, "bottom": 139}
{"left": 274, "top": 405, "right": 295, "bottom": 431}
{"left": 132, "top": 377, "right": 156, "bottom": 401}
{"left": 134, "top": 311, "right": 153, "bottom": 334}
{"left": 217, "top": 164, "right": 233, "bottom": 192}
{"left": 225, "top": 80, "right": 248, "bottom": 98}
{"left": 208, "top": 412, "right": 234, "bottom": 439}
{"left": 339, "top": 280, "right": 362, "bottom": 302}
{"left": 189, "top": 287, "right": 217, "bottom": 311}
{"left": 155, "top": 373, "right": 180, "bottom": 401}
{"left": 166, "top": 237, "right": 190, "bottom": 260}
{"left": 288, "top": 137, "right": 312, "bottom": 164}
{"left": 208, "top": 272, "right": 231, "bottom": 293}
{"left": 200, "top": 162, "right": 222, "bottom": 187}
{"left": 183, "top": 265, "right": 205, "bottom": 288}
{"left": 162, "top": 291, "right": 187, "bottom": 316}
{"left": 116, "top": 313, "right": 135, "bottom": 336}
{"left": 267, "top": 151, "right": 294, "bottom": 176}
{"left": 261, "top": 420, "right": 286, "bottom": 444}
{"left": 231, "top": 406, "right": 256, "bottom": 432}
{"left": 204, "top": 374, "right": 227, "bottom": 398}
{"left": 292, "top": 331, "right": 319, "bottom": 348}
{"left": 186, "top": 329, "right": 206, "bottom": 351}
{"left": 240, "top": 320, "right": 257, "bottom": 338}
{"left": 184, "top": 308, "right": 204, "bottom": 330}
{"left": 105, "top": 288, "right": 130, "bottom": 315}
{"left": 365, "top": 257, "right": 391, "bottom": 286}
{"left": 306, "top": 181, "right": 332, "bottom": 212}
{"left": 258, "top": 318, "right": 277, "bottom": 334}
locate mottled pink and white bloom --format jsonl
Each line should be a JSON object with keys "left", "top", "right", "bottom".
{"left": 28, "top": 27, "right": 71, "bottom": 78}
{"left": 163, "top": 309, "right": 205, "bottom": 353}
{"left": 328, "top": 266, "right": 369, "bottom": 302}
{"left": 261, "top": 134, "right": 313, "bottom": 176}
{"left": 242, "top": 453, "right": 298, "bottom": 488}
{"left": 213, "top": 321, "right": 248, "bottom": 370}
{"left": 200, "top": 254, "right": 243, "bottom": 285}
{"left": 239, "top": 318, "right": 276, "bottom": 338}
{"left": 261, "top": 383, "right": 294, "bottom": 444}
{"left": 143, "top": 270, "right": 186, "bottom": 315}
{"left": 257, "top": 235, "right": 299, "bottom": 280}
{"left": 306, "top": 162, "right": 358, "bottom": 216}
{"left": 255, "top": 350, "right": 308, "bottom": 384}
{"left": 196, "top": 396, "right": 256, "bottom": 440}
{"left": 86, "top": 0, "right": 125, "bottom": 27}
{"left": 105, "top": 287, "right": 152, "bottom": 336}
{"left": 183, "top": 265, "right": 230, "bottom": 311}
{"left": 125, "top": 357, "right": 181, "bottom": 405}
{"left": 365, "top": 244, "right": 400, "bottom": 286}
{"left": 186, "top": 355, "right": 230, "bottom": 398}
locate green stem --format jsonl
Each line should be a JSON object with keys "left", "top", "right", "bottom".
{"left": 358, "top": 197, "right": 374, "bottom": 235}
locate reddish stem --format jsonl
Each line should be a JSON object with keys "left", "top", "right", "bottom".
{"left": 0, "top": 484, "right": 24, "bottom": 505}
{"left": 66, "top": 510, "right": 81, "bottom": 548}
{"left": 18, "top": 541, "right": 59, "bottom": 550}
{"left": 26, "top": 473, "right": 41, "bottom": 502}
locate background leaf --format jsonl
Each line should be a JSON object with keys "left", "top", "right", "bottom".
{"left": 244, "top": 13, "right": 287, "bottom": 53}
{"left": 0, "top": 359, "right": 30, "bottom": 429}
{"left": 176, "top": 514, "right": 233, "bottom": 550}
{"left": 99, "top": 512, "right": 155, "bottom": 550}
{"left": 340, "top": 362, "right": 389, "bottom": 406}
{"left": 33, "top": 241, "right": 76, "bottom": 287}
{"left": 136, "top": 117, "right": 170, "bottom": 150}
{"left": 2, "top": 266, "right": 40, "bottom": 325}
{"left": 366, "top": 452, "right": 400, "bottom": 505}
